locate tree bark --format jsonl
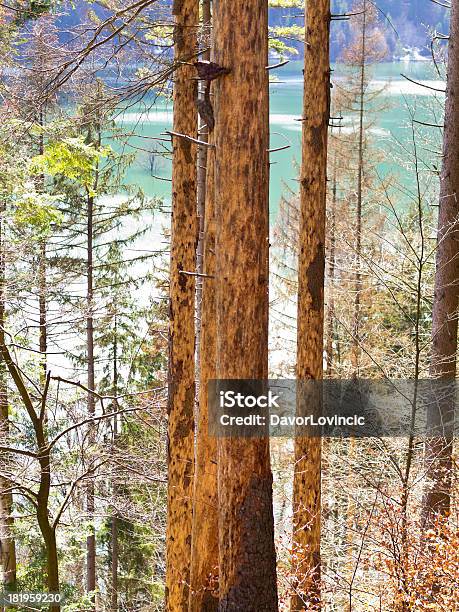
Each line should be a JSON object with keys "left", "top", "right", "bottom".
{"left": 195, "top": 0, "right": 212, "bottom": 375}
{"left": 189, "top": 135, "right": 218, "bottom": 612}
{"left": 0, "top": 203, "right": 16, "bottom": 595}
{"left": 38, "top": 519, "right": 60, "bottom": 612}
{"left": 86, "top": 193, "right": 96, "bottom": 606}
{"left": 189, "top": 3, "right": 219, "bottom": 610}
{"left": 423, "top": 0, "right": 459, "bottom": 524}
{"left": 325, "top": 145, "right": 337, "bottom": 375}
{"left": 165, "top": 0, "right": 198, "bottom": 608}
{"left": 111, "top": 324, "right": 119, "bottom": 612}
{"left": 352, "top": 0, "right": 367, "bottom": 375}
{"left": 213, "top": 0, "right": 278, "bottom": 609}
{"left": 292, "top": 2, "right": 330, "bottom": 610}
{"left": 38, "top": 116, "right": 47, "bottom": 384}
{"left": 36, "top": 415, "right": 60, "bottom": 611}
{"left": 0, "top": 324, "right": 59, "bottom": 611}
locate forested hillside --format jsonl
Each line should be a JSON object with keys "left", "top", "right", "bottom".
{"left": 269, "top": 0, "right": 450, "bottom": 58}
{"left": 330, "top": 0, "right": 450, "bottom": 58}
{"left": 58, "top": 0, "right": 449, "bottom": 60}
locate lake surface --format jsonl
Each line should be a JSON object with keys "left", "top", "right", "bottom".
{"left": 116, "top": 61, "right": 444, "bottom": 220}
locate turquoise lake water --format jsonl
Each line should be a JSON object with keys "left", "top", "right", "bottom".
{"left": 116, "top": 61, "right": 444, "bottom": 219}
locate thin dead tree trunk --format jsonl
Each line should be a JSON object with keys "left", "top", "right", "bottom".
{"left": 86, "top": 192, "right": 96, "bottom": 606}
{"left": 0, "top": 202, "right": 16, "bottom": 597}
{"left": 38, "top": 241, "right": 47, "bottom": 381}
{"left": 111, "top": 322, "right": 119, "bottom": 612}
{"left": 396, "top": 122, "right": 426, "bottom": 611}
{"left": 326, "top": 142, "right": 338, "bottom": 375}
{"left": 292, "top": 2, "right": 330, "bottom": 610}
{"left": 189, "top": 138, "right": 218, "bottom": 612}
{"left": 189, "top": 87, "right": 219, "bottom": 612}
{"left": 190, "top": 3, "right": 219, "bottom": 610}
{"left": 423, "top": 0, "right": 459, "bottom": 525}
{"left": 213, "top": 0, "right": 278, "bottom": 609}
{"left": 195, "top": 0, "right": 212, "bottom": 374}
{"left": 38, "top": 118, "right": 47, "bottom": 383}
{"left": 352, "top": 0, "right": 367, "bottom": 376}
{"left": 165, "top": 0, "right": 198, "bottom": 608}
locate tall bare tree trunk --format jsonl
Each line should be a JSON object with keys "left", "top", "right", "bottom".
{"left": 38, "top": 241, "right": 47, "bottom": 381}
{"left": 189, "top": 140, "right": 218, "bottom": 612}
{"left": 213, "top": 0, "right": 278, "bottom": 609}
{"left": 111, "top": 324, "right": 119, "bottom": 612}
{"left": 189, "top": 99, "right": 219, "bottom": 612}
{"left": 38, "top": 121, "right": 47, "bottom": 383}
{"left": 352, "top": 0, "right": 367, "bottom": 375}
{"left": 195, "top": 0, "right": 212, "bottom": 372}
{"left": 292, "top": 2, "right": 330, "bottom": 610}
{"left": 0, "top": 203, "right": 16, "bottom": 596}
{"left": 326, "top": 145, "right": 338, "bottom": 375}
{"left": 86, "top": 193, "right": 96, "bottom": 606}
{"left": 423, "top": 0, "right": 459, "bottom": 524}
{"left": 190, "top": 3, "right": 218, "bottom": 609}
{"left": 165, "top": 0, "right": 198, "bottom": 608}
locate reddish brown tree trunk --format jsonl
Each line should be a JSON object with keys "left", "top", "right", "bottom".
{"left": 189, "top": 101, "right": 219, "bottom": 612}
{"left": 213, "top": 0, "right": 278, "bottom": 609}
{"left": 195, "top": 0, "right": 212, "bottom": 373}
{"left": 423, "top": 0, "right": 459, "bottom": 524}
{"left": 165, "top": 0, "right": 198, "bottom": 608}
{"left": 292, "top": 2, "right": 330, "bottom": 610}
{"left": 190, "top": 4, "right": 218, "bottom": 609}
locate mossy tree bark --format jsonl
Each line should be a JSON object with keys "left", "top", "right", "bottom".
{"left": 292, "top": 2, "right": 330, "bottom": 610}
{"left": 165, "top": 0, "right": 198, "bottom": 609}
{"left": 213, "top": 0, "right": 278, "bottom": 609}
